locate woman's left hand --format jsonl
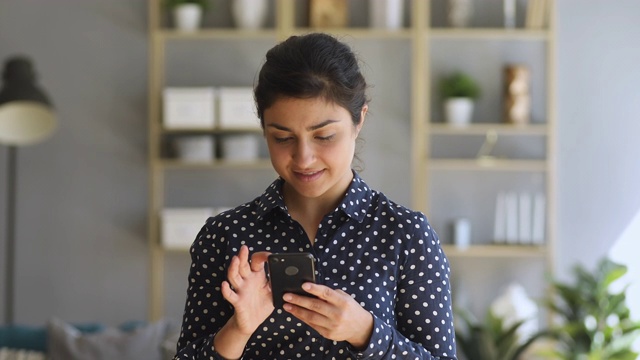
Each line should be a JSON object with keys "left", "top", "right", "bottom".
{"left": 282, "top": 283, "right": 374, "bottom": 350}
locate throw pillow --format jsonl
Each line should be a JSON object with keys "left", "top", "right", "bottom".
{"left": 47, "top": 317, "right": 170, "bottom": 360}
{"left": 0, "top": 347, "right": 46, "bottom": 360}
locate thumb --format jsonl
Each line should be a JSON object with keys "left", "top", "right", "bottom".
{"left": 250, "top": 251, "right": 271, "bottom": 272}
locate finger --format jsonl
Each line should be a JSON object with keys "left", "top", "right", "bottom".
{"left": 227, "top": 255, "right": 243, "bottom": 289}
{"left": 250, "top": 251, "right": 271, "bottom": 272}
{"left": 221, "top": 281, "right": 239, "bottom": 304}
{"left": 237, "top": 245, "right": 251, "bottom": 278}
{"left": 299, "top": 282, "right": 340, "bottom": 303}
{"left": 283, "top": 298, "right": 330, "bottom": 329}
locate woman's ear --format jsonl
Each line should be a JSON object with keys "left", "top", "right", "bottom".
{"left": 356, "top": 105, "right": 368, "bottom": 133}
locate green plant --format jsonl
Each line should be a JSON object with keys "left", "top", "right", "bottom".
{"left": 440, "top": 72, "right": 481, "bottom": 99}
{"left": 541, "top": 258, "right": 640, "bottom": 360}
{"left": 164, "top": 0, "right": 210, "bottom": 11}
{"left": 455, "top": 309, "right": 544, "bottom": 360}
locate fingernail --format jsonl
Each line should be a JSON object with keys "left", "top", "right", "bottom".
{"left": 302, "top": 283, "right": 312, "bottom": 290}
{"left": 283, "top": 294, "right": 292, "bottom": 301}
{"left": 283, "top": 304, "right": 292, "bottom": 311}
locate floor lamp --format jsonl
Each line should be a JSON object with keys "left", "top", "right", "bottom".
{"left": 0, "top": 56, "right": 56, "bottom": 325}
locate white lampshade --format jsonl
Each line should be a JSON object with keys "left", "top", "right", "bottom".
{"left": 0, "top": 56, "right": 56, "bottom": 146}
{"left": 0, "top": 101, "right": 56, "bottom": 145}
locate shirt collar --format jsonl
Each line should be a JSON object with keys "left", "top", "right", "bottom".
{"left": 255, "top": 170, "right": 373, "bottom": 223}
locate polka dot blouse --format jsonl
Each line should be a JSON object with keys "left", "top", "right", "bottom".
{"left": 174, "top": 172, "right": 457, "bottom": 359}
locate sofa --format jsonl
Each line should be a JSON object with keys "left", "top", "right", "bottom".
{"left": 0, "top": 318, "right": 179, "bottom": 360}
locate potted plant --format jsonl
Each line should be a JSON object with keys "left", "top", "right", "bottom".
{"left": 165, "top": 0, "right": 210, "bottom": 32}
{"left": 455, "top": 309, "right": 545, "bottom": 360}
{"left": 440, "top": 71, "right": 481, "bottom": 127}
{"left": 539, "top": 258, "right": 640, "bottom": 360}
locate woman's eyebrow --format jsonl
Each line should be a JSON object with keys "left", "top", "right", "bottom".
{"left": 266, "top": 119, "right": 340, "bottom": 132}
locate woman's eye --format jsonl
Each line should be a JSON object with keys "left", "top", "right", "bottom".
{"left": 274, "top": 136, "right": 292, "bottom": 143}
{"left": 316, "top": 134, "right": 335, "bottom": 141}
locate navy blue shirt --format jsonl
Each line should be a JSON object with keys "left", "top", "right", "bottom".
{"left": 175, "top": 172, "right": 457, "bottom": 359}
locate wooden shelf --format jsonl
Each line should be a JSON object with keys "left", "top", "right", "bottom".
{"left": 428, "top": 158, "right": 547, "bottom": 172}
{"left": 148, "top": 0, "right": 557, "bottom": 322}
{"left": 442, "top": 244, "right": 548, "bottom": 258}
{"left": 160, "top": 29, "right": 278, "bottom": 40}
{"left": 429, "top": 123, "right": 547, "bottom": 136}
{"left": 160, "top": 159, "right": 273, "bottom": 170}
{"left": 429, "top": 28, "right": 549, "bottom": 41}
{"left": 161, "top": 127, "right": 263, "bottom": 135}
{"left": 292, "top": 27, "right": 413, "bottom": 39}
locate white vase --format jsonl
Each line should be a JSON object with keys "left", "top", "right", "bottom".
{"left": 444, "top": 98, "right": 474, "bottom": 127}
{"left": 231, "top": 0, "right": 268, "bottom": 30}
{"left": 447, "top": 0, "right": 473, "bottom": 28}
{"left": 173, "top": 4, "right": 202, "bottom": 32}
{"left": 369, "top": 0, "right": 404, "bottom": 30}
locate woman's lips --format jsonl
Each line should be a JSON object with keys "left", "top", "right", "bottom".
{"left": 293, "top": 169, "right": 324, "bottom": 182}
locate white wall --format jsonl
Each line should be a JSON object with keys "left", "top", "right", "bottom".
{"left": 556, "top": 0, "right": 640, "bottom": 279}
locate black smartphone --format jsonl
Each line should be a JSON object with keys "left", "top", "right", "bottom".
{"left": 267, "top": 252, "right": 316, "bottom": 308}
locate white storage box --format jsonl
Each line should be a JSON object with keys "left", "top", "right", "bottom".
{"left": 218, "top": 87, "right": 261, "bottom": 129}
{"left": 163, "top": 87, "right": 216, "bottom": 129}
{"left": 173, "top": 135, "right": 215, "bottom": 162}
{"left": 161, "top": 208, "right": 216, "bottom": 249}
{"left": 220, "top": 133, "right": 260, "bottom": 161}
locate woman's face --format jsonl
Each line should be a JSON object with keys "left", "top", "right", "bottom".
{"left": 263, "top": 97, "right": 365, "bottom": 204}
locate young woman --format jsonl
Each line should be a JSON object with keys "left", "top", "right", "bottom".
{"left": 174, "top": 33, "right": 456, "bottom": 360}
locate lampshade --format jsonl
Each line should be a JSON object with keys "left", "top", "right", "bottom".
{"left": 0, "top": 56, "right": 56, "bottom": 146}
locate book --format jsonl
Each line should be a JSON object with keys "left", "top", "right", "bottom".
{"left": 532, "top": 193, "right": 546, "bottom": 244}
{"left": 518, "top": 193, "right": 533, "bottom": 244}
{"left": 494, "top": 192, "right": 506, "bottom": 243}
{"left": 505, "top": 192, "right": 519, "bottom": 244}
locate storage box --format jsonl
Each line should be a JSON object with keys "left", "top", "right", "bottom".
{"left": 161, "top": 208, "right": 216, "bottom": 249}
{"left": 163, "top": 87, "right": 216, "bottom": 129}
{"left": 218, "top": 87, "right": 261, "bottom": 129}
{"left": 220, "top": 133, "right": 260, "bottom": 161}
{"left": 173, "top": 135, "right": 215, "bottom": 162}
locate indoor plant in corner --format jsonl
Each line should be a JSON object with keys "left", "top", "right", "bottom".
{"left": 440, "top": 71, "right": 481, "bottom": 127}
{"left": 165, "top": 0, "right": 210, "bottom": 32}
{"left": 540, "top": 257, "right": 640, "bottom": 360}
{"left": 455, "top": 309, "right": 546, "bottom": 360}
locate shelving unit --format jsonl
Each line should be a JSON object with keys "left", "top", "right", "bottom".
{"left": 417, "top": 0, "right": 557, "bottom": 319}
{"left": 147, "top": 0, "right": 556, "bottom": 323}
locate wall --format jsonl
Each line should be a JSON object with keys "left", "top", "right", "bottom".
{"left": 0, "top": 0, "right": 149, "bottom": 325}
{"left": 0, "top": 0, "right": 639, "bottom": 326}
{"left": 556, "top": 0, "right": 640, "bottom": 279}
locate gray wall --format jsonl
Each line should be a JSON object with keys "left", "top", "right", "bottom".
{"left": 1, "top": 0, "right": 639, "bottom": 326}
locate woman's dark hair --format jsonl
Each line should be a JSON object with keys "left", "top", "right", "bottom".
{"left": 254, "top": 33, "right": 369, "bottom": 128}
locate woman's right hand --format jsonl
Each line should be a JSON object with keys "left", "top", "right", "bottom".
{"left": 221, "top": 245, "right": 274, "bottom": 335}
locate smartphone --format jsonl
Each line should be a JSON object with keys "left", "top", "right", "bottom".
{"left": 267, "top": 252, "right": 316, "bottom": 308}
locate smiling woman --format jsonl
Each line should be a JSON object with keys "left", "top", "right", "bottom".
{"left": 173, "top": 33, "right": 457, "bottom": 360}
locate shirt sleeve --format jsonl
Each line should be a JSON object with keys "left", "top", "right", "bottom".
{"left": 349, "top": 215, "right": 457, "bottom": 360}
{"left": 174, "top": 218, "right": 234, "bottom": 360}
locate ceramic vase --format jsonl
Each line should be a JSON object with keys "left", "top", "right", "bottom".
{"left": 448, "top": 0, "right": 472, "bottom": 28}
{"left": 231, "top": 0, "right": 268, "bottom": 29}
{"left": 369, "top": 0, "right": 404, "bottom": 30}
{"left": 173, "top": 4, "right": 202, "bottom": 32}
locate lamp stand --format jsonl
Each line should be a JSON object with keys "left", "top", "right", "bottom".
{"left": 4, "top": 145, "right": 16, "bottom": 324}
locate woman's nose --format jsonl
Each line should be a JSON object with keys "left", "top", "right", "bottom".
{"left": 293, "top": 140, "right": 315, "bottom": 166}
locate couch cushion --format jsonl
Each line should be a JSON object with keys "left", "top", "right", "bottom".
{"left": 0, "top": 347, "right": 46, "bottom": 360}
{"left": 0, "top": 323, "right": 105, "bottom": 352}
{"left": 47, "top": 317, "right": 170, "bottom": 360}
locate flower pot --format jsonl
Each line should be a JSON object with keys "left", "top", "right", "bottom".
{"left": 444, "top": 98, "right": 474, "bottom": 127}
{"left": 173, "top": 4, "right": 202, "bottom": 32}
{"left": 231, "top": 0, "right": 268, "bottom": 30}
{"left": 369, "top": 0, "right": 404, "bottom": 30}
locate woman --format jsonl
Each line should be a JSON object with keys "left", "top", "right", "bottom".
{"left": 174, "top": 33, "right": 456, "bottom": 360}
